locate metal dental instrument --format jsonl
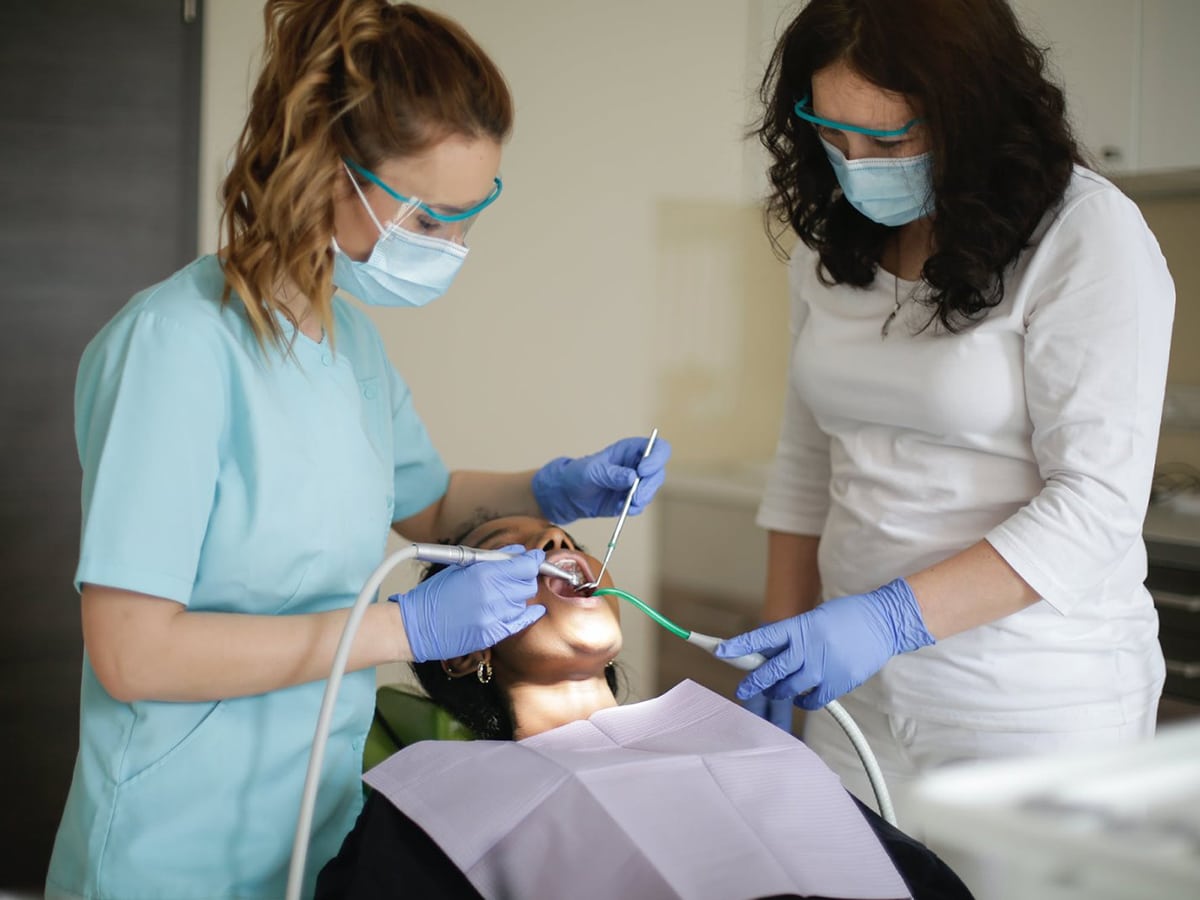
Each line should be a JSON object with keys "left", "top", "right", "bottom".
{"left": 577, "top": 427, "right": 659, "bottom": 593}
{"left": 408, "top": 543, "right": 580, "bottom": 584}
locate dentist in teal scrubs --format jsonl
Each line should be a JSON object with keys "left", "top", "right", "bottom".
{"left": 45, "top": 2, "right": 670, "bottom": 898}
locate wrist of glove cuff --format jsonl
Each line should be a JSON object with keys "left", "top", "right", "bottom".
{"left": 392, "top": 593, "right": 438, "bottom": 663}
{"left": 741, "top": 692, "right": 795, "bottom": 732}
{"left": 531, "top": 457, "right": 577, "bottom": 525}
{"left": 873, "top": 578, "right": 935, "bottom": 655}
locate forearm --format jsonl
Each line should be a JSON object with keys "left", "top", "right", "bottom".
{"left": 762, "top": 530, "right": 822, "bottom": 622}
{"left": 906, "top": 539, "right": 1040, "bottom": 640}
{"left": 394, "top": 470, "right": 539, "bottom": 543}
{"left": 83, "top": 585, "right": 412, "bottom": 703}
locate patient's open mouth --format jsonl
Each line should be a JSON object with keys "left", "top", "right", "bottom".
{"left": 543, "top": 551, "right": 600, "bottom": 606}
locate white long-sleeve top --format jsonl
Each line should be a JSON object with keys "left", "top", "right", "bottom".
{"left": 757, "top": 167, "right": 1174, "bottom": 730}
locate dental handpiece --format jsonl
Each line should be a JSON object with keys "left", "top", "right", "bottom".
{"left": 411, "top": 543, "right": 582, "bottom": 585}
{"left": 684, "top": 631, "right": 767, "bottom": 671}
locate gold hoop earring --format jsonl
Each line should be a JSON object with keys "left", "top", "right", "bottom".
{"left": 476, "top": 660, "right": 493, "bottom": 684}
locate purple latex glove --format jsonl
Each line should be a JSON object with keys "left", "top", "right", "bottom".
{"left": 393, "top": 545, "right": 546, "bottom": 662}
{"left": 716, "top": 579, "right": 934, "bottom": 711}
{"left": 531, "top": 435, "right": 672, "bottom": 524}
{"left": 740, "top": 693, "right": 796, "bottom": 732}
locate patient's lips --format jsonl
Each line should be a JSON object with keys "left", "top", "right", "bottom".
{"left": 542, "top": 550, "right": 601, "bottom": 607}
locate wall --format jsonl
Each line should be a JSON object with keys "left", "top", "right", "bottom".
{"left": 1140, "top": 195, "right": 1200, "bottom": 467}
{"left": 198, "top": 0, "right": 799, "bottom": 698}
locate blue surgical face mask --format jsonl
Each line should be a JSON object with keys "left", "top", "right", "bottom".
{"left": 819, "top": 137, "right": 934, "bottom": 228}
{"left": 332, "top": 228, "right": 467, "bottom": 309}
{"left": 331, "top": 165, "right": 470, "bottom": 308}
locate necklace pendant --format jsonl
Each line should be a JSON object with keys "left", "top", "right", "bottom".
{"left": 881, "top": 307, "right": 899, "bottom": 339}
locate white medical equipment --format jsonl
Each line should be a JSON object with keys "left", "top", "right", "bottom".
{"left": 286, "top": 543, "right": 894, "bottom": 900}
{"left": 904, "top": 717, "right": 1200, "bottom": 900}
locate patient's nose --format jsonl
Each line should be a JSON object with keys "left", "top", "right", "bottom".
{"left": 536, "top": 525, "right": 574, "bottom": 553}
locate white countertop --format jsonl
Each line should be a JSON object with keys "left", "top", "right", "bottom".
{"left": 1145, "top": 498, "right": 1200, "bottom": 549}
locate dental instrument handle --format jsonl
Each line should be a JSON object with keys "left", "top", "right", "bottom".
{"left": 289, "top": 543, "right": 422, "bottom": 900}
{"left": 590, "top": 427, "right": 659, "bottom": 588}
{"left": 538, "top": 560, "right": 582, "bottom": 584}
{"left": 409, "top": 543, "right": 580, "bottom": 586}
{"left": 686, "top": 631, "right": 767, "bottom": 671}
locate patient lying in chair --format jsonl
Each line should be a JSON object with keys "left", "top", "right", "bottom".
{"left": 317, "top": 516, "right": 971, "bottom": 900}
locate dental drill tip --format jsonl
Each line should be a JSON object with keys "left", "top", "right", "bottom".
{"left": 537, "top": 561, "right": 583, "bottom": 586}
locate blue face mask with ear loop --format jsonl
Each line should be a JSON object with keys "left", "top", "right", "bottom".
{"left": 794, "top": 95, "right": 934, "bottom": 228}
{"left": 331, "top": 160, "right": 502, "bottom": 308}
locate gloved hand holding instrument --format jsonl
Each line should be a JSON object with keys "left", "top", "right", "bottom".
{"left": 392, "top": 545, "right": 548, "bottom": 662}
{"left": 717, "top": 579, "right": 935, "bottom": 711}
{"left": 532, "top": 432, "right": 672, "bottom": 525}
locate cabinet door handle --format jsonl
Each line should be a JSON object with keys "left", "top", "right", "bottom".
{"left": 1165, "top": 658, "right": 1200, "bottom": 679}
{"left": 1153, "top": 591, "right": 1200, "bottom": 613}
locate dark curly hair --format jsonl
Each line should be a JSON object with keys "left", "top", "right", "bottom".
{"left": 757, "top": 0, "right": 1084, "bottom": 331}
{"left": 412, "top": 649, "right": 620, "bottom": 741}
{"left": 410, "top": 526, "right": 621, "bottom": 741}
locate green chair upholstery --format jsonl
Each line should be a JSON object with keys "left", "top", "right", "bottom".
{"left": 364, "top": 684, "right": 474, "bottom": 773}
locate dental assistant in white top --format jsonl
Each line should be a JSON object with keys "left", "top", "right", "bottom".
{"left": 716, "top": 0, "right": 1174, "bottom": 799}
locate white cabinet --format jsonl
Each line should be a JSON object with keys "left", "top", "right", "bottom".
{"left": 1015, "top": 0, "right": 1200, "bottom": 177}
{"left": 1138, "top": 1, "right": 1200, "bottom": 172}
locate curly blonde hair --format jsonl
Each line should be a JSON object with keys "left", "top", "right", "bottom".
{"left": 219, "top": 0, "right": 513, "bottom": 350}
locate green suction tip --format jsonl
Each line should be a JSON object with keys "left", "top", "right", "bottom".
{"left": 590, "top": 587, "right": 690, "bottom": 640}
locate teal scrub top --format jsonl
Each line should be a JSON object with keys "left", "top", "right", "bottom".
{"left": 46, "top": 256, "right": 449, "bottom": 899}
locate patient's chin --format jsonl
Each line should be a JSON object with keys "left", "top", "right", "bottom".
{"left": 562, "top": 619, "right": 622, "bottom": 658}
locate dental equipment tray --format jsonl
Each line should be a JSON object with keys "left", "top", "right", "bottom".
{"left": 904, "top": 717, "right": 1200, "bottom": 900}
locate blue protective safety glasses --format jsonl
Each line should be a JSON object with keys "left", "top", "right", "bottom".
{"left": 793, "top": 94, "right": 921, "bottom": 138}
{"left": 342, "top": 157, "right": 502, "bottom": 223}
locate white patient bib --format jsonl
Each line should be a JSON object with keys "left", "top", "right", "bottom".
{"left": 364, "top": 680, "right": 910, "bottom": 900}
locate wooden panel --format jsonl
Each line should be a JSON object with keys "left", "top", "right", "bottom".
{"left": 1157, "top": 694, "right": 1200, "bottom": 725}
{"left": 0, "top": 0, "right": 201, "bottom": 887}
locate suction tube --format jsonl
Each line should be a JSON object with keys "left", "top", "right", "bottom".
{"left": 286, "top": 544, "right": 423, "bottom": 900}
